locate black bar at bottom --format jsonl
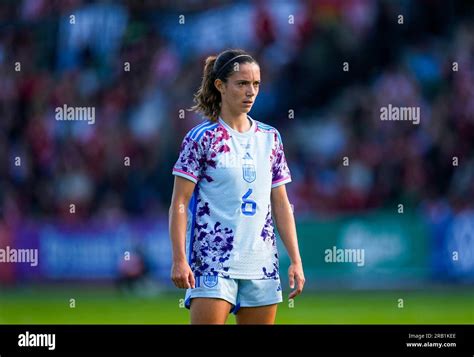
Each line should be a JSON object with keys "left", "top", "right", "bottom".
{"left": 0, "top": 324, "right": 472, "bottom": 355}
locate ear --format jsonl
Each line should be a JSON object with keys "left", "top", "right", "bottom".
{"left": 214, "top": 78, "right": 225, "bottom": 95}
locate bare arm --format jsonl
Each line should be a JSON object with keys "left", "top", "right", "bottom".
{"left": 169, "top": 176, "right": 196, "bottom": 289}
{"left": 271, "top": 184, "right": 305, "bottom": 299}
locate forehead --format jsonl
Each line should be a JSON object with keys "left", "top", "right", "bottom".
{"left": 230, "top": 62, "right": 260, "bottom": 80}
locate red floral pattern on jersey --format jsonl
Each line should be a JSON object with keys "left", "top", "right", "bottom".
{"left": 270, "top": 132, "right": 291, "bottom": 183}
{"left": 190, "top": 197, "right": 234, "bottom": 278}
{"left": 173, "top": 121, "right": 289, "bottom": 279}
{"left": 174, "top": 124, "right": 232, "bottom": 183}
{"left": 261, "top": 206, "right": 279, "bottom": 279}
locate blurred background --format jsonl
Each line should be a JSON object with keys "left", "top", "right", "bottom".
{"left": 0, "top": 0, "right": 473, "bottom": 324}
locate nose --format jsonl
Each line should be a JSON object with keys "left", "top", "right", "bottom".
{"left": 246, "top": 85, "right": 256, "bottom": 97}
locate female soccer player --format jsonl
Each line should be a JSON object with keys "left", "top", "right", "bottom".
{"left": 169, "top": 49, "right": 305, "bottom": 324}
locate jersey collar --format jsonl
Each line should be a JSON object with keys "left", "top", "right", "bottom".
{"left": 218, "top": 115, "right": 256, "bottom": 138}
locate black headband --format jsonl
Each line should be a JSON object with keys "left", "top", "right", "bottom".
{"left": 214, "top": 54, "right": 254, "bottom": 79}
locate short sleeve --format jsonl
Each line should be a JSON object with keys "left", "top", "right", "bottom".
{"left": 172, "top": 135, "right": 202, "bottom": 184}
{"left": 271, "top": 131, "right": 292, "bottom": 188}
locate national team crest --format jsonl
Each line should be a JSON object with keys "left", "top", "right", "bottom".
{"left": 203, "top": 275, "right": 219, "bottom": 288}
{"left": 242, "top": 153, "right": 256, "bottom": 183}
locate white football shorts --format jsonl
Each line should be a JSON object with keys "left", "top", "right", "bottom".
{"left": 184, "top": 275, "right": 283, "bottom": 314}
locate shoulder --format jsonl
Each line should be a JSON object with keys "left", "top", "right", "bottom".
{"left": 255, "top": 120, "right": 282, "bottom": 142}
{"left": 185, "top": 120, "right": 220, "bottom": 142}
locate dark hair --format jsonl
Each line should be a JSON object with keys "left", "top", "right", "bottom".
{"left": 188, "top": 49, "right": 258, "bottom": 122}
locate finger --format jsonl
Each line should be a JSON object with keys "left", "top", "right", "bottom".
{"left": 183, "top": 275, "right": 191, "bottom": 289}
{"left": 296, "top": 274, "right": 305, "bottom": 293}
{"left": 289, "top": 287, "right": 302, "bottom": 299}
{"left": 175, "top": 277, "right": 186, "bottom": 289}
{"left": 172, "top": 277, "right": 179, "bottom": 288}
{"left": 176, "top": 278, "right": 186, "bottom": 289}
{"left": 289, "top": 274, "right": 304, "bottom": 299}
{"left": 188, "top": 272, "right": 195, "bottom": 289}
{"left": 289, "top": 272, "right": 295, "bottom": 289}
{"left": 173, "top": 278, "right": 180, "bottom": 288}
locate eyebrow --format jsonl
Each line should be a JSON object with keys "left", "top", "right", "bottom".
{"left": 235, "top": 80, "right": 261, "bottom": 84}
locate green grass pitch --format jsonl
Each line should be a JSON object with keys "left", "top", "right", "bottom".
{"left": 0, "top": 286, "right": 472, "bottom": 324}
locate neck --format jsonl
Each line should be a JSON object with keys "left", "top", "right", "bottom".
{"left": 219, "top": 107, "right": 250, "bottom": 133}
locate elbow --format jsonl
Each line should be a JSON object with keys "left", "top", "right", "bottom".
{"left": 272, "top": 200, "right": 292, "bottom": 217}
{"left": 169, "top": 200, "right": 189, "bottom": 217}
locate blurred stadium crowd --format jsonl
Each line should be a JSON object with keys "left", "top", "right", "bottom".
{"left": 0, "top": 0, "right": 473, "bottom": 226}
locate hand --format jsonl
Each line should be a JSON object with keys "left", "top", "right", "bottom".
{"left": 288, "top": 262, "right": 305, "bottom": 299}
{"left": 171, "top": 260, "right": 195, "bottom": 289}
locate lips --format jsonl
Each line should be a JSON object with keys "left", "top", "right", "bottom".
{"left": 243, "top": 100, "right": 253, "bottom": 104}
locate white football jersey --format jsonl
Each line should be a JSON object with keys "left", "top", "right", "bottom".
{"left": 172, "top": 115, "right": 291, "bottom": 279}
